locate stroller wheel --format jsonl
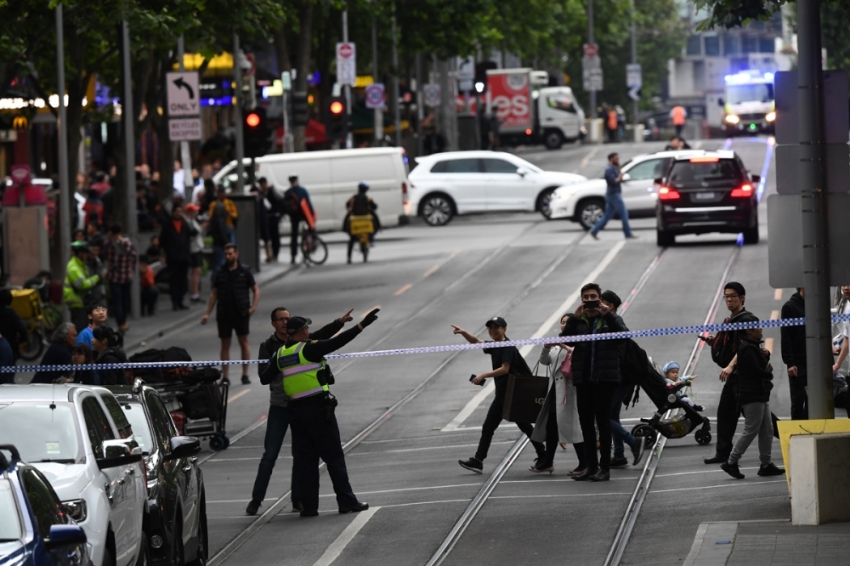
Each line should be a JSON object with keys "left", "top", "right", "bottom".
{"left": 631, "top": 424, "right": 657, "bottom": 448}
{"left": 209, "top": 435, "right": 227, "bottom": 451}
{"left": 695, "top": 429, "right": 712, "bottom": 445}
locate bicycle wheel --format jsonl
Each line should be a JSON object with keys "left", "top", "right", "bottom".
{"left": 19, "top": 328, "right": 44, "bottom": 361}
{"left": 305, "top": 235, "right": 328, "bottom": 265}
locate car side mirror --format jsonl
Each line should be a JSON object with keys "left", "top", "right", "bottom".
{"left": 621, "top": 173, "right": 631, "bottom": 182}
{"left": 717, "top": 97, "right": 725, "bottom": 106}
{"left": 97, "top": 439, "right": 142, "bottom": 469}
{"left": 751, "top": 174, "right": 761, "bottom": 183}
{"left": 45, "top": 525, "right": 87, "bottom": 549}
{"left": 516, "top": 168, "right": 528, "bottom": 177}
{"left": 165, "top": 436, "right": 201, "bottom": 462}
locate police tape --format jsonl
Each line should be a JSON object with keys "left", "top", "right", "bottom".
{"left": 3, "top": 314, "right": 848, "bottom": 374}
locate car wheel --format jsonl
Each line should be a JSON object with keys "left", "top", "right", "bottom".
{"left": 743, "top": 225, "right": 759, "bottom": 245}
{"left": 420, "top": 194, "right": 454, "bottom": 226}
{"left": 187, "top": 492, "right": 208, "bottom": 566}
{"left": 656, "top": 229, "right": 674, "bottom": 247}
{"left": 544, "top": 131, "right": 563, "bottom": 150}
{"left": 536, "top": 189, "right": 556, "bottom": 220}
{"left": 577, "top": 198, "right": 605, "bottom": 230}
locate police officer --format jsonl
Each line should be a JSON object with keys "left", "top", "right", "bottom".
{"left": 261, "top": 309, "right": 380, "bottom": 517}
{"left": 64, "top": 241, "right": 105, "bottom": 331}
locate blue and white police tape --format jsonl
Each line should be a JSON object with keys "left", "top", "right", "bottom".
{"left": 3, "top": 314, "right": 847, "bottom": 374}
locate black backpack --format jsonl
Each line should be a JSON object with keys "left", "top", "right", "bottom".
{"left": 282, "top": 189, "right": 302, "bottom": 215}
{"left": 711, "top": 328, "right": 740, "bottom": 369}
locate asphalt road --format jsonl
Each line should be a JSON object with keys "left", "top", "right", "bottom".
{"left": 136, "top": 137, "right": 797, "bottom": 565}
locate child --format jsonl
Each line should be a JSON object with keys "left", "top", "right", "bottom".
{"left": 452, "top": 316, "right": 546, "bottom": 474}
{"left": 662, "top": 361, "right": 704, "bottom": 411}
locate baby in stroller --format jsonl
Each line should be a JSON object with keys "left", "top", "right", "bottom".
{"left": 661, "top": 361, "right": 704, "bottom": 412}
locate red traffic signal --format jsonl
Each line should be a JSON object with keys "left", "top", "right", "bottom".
{"left": 245, "top": 112, "right": 262, "bottom": 128}
{"left": 329, "top": 100, "right": 344, "bottom": 115}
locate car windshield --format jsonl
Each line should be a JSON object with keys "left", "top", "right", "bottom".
{"left": 119, "top": 401, "right": 153, "bottom": 455}
{"left": 726, "top": 83, "right": 773, "bottom": 105}
{"left": 667, "top": 159, "right": 743, "bottom": 187}
{"left": 0, "top": 403, "right": 82, "bottom": 464}
{"left": 0, "top": 480, "right": 21, "bottom": 541}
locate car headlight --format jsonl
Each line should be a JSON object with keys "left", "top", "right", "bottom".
{"left": 765, "top": 111, "right": 776, "bottom": 122}
{"left": 725, "top": 114, "right": 740, "bottom": 125}
{"left": 63, "top": 499, "right": 87, "bottom": 522}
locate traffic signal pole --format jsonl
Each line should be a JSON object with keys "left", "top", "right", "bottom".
{"left": 630, "top": 0, "right": 638, "bottom": 132}
{"left": 233, "top": 34, "right": 245, "bottom": 193}
{"left": 372, "top": 16, "right": 383, "bottom": 144}
{"left": 122, "top": 20, "right": 141, "bottom": 320}
{"left": 342, "top": 11, "right": 353, "bottom": 149}
{"left": 587, "top": 0, "right": 596, "bottom": 115}
{"left": 55, "top": 4, "right": 71, "bottom": 322}
{"left": 391, "top": 3, "right": 401, "bottom": 148}
{"left": 177, "top": 36, "right": 193, "bottom": 197}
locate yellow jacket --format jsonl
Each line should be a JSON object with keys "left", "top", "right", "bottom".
{"left": 209, "top": 198, "right": 239, "bottom": 227}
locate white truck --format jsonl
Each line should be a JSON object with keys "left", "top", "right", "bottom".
{"left": 486, "top": 68, "right": 586, "bottom": 150}
{"left": 718, "top": 70, "right": 776, "bottom": 135}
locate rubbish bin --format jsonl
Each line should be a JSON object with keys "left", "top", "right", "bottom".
{"left": 587, "top": 119, "right": 604, "bottom": 144}
{"left": 633, "top": 124, "right": 645, "bottom": 143}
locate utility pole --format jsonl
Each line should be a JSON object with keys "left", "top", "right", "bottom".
{"left": 177, "top": 36, "right": 193, "bottom": 197}
{"left": 342, "top": 10, "right": 353, "bottom": 149}
{"left": 629, "top": 0, "right": 638, "bottom": 131}
{"left": 415, "top": 53, "right": 424, "bottom": 157}
{"left": 587, "top": 0, "right": 596, "bottom": 114}
{"left": 372, "top": 16, "right": 383, "bottom": 144}
{"left": 797, "top": 0, "right": 834, "bottom": 419}
{"left": 282, "top": 71, "right": 293, "bottom": 153}
{"left": 233, "top": 33, "right": 245, "bottom": 193}
{"left": 55, "top": 4, "right": 71, "bottom": 323}
{"left": 122, "top": 20, "right": 141, "bottom": 320}
{"left": 391, "top": 3, "right": 401, "bottom": 148}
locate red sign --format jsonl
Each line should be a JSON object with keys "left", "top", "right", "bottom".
{"left": 338, "top": 43, "right": 353, "bottom": 59}
{"left": 487, "top": 72, "right": 531, "bottom": 131}
{"left": 10, "top": 164, "right": 31, "bottom": 186}
{"left": 584, "top": 43, "right": 598, "bottom": 58}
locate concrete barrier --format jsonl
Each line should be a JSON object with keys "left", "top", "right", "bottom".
{"left": 587, "top": 118, "right": 604, "bottom": 144}
{"left": 790, "top": 433, "right": 850, "bottom": 525}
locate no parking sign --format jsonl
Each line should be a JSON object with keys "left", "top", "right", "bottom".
{"left": 365, "top": 83, "right": 385, "bottom": 109}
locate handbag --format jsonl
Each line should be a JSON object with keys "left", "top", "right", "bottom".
{"left": 502, "top": 363, "right": 549, "bottom": 423}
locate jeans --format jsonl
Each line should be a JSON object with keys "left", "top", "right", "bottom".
{"left": 715, "top": 377, "right": 740, "bottom": 459}
{"left": 576, "top": 381, "right": 616, "bottom": 471}
{"left": 611, "top": 384, "right": 637, "bottom": 459}
{"left": 475, "top": 381, "right": 545, "bottom": 462}
{"left": 251, "top": 405, "right": 300, "bottom": 503}
{"left": 288, "top": 403, "right": 358, "bottom": 512}
{"left": 789, "top": 375, "right": 808, "bottom": 420}
{"left": 729, "top": 401, "right": 773, "bottom": 466}
{"left": 110, "top": 281, "right": 131, "bottom": 326}
{"left": 590, "top": 192, "right": 633, "bottom": 237}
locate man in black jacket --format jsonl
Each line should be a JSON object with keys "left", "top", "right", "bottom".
{"left": 561, "top": 283, "right": 627, "bottom": 482}
{"left": 245, "top": 307, "right": 354, "bottom": 516}
{"left": 780, "top": 288, "right": 807, "bottom": 420}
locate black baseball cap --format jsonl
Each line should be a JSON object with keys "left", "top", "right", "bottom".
{"left": 485, "top": 316, "right": 507, "bottom": 328}
{"left": 601, "top": 290, "right": 622, "bottom": 309}
{"left": 286, "top": 316, "right": 312, "bottom": 334}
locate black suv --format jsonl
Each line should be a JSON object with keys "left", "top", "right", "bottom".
{"left": 106, "top": 381, "right": 207, "bottom": 566}
{"left": 655, "top": 151, "right": 760, "bottom": 246}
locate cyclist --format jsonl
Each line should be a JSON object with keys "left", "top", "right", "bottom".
{"left": 283, "top": 175, "right": 316, "bottom": 264}
{"left": 343, "top": 182, "right": 380, "bottom": 264}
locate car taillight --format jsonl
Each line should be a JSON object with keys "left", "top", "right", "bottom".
{"left": 658, "top": 186, "right": 681, "bottom": 200}
{"left": 730, "top": 183, "right": 753, "bottom": 198}
{"left": 402, "top": 182, "right": 408, "bottom": 195}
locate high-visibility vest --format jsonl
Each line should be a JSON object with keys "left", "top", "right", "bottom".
{"left": 63, "top": 256, "right": 100, "bottom": 309}
{"left": 275, "top": 341, "right": 328, "bottom": 399}
{"left": 671, "top": 106, "right": 686, "bottom": 126}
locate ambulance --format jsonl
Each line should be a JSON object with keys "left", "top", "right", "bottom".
{"left": 719, "top": 70, "right": 776, "bottom": 135}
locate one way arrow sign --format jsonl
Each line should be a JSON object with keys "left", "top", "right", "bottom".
{"left": 166, "top": 71, "right": 200, "bottom": 117}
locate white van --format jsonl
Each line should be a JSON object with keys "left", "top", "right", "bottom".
{"left": 213, "top": 147, "right": 409, "bottom": 232}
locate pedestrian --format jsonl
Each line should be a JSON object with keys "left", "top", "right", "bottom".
{"left": 702, "top": 282, "right": 751, "bottom": 464}
{"left": 70, "top": 344, "right": 99, "bottom": 385}
{"left": 664, "top": 136, "right": 692, "bottom": 151}
{"left": 139, "top": 257, "right": 159, "bottom": 316}
{"left": 258, "top": 178, "right": 283, "bottom": 263}
{"left": 251, "top": 183, "right": 273, "bottom": 263}
{"left": 83, "top": 189, "right": 104, "bottom": 226}
{"left": 75, "top": 302, "right": 107, "bottom": 349}
{"left": 64, "top": 241, "right": 105, "bottom": 331}
{"left": 145, "top": 235, "right": 162, "bottom": 262}
{"left": 780, "top": 287, "right": 807, "bottom": 420}
{"left": 531, "top": 313, "right": 587, "bottom": 476}
{"left": 720, "top": 314, "right": 785, "bottom": 479}
{"left": 0, "top": 289, "right": 28, "bottom": 363}
{"left": 453, "top": 317, "right": 547, "bottom": 474}
{"left": 201, "top": 244, "right": 260, "bottom": 385}
{"left": 173, "top": 159, "right": 186, "bottom": 198}
{"left": 31, "top": 323, "right": 76, "bottom": 384}
{"left": 344, "top": 182, "right": 380, "bottom": 263}
{"left": 601, "top": 290, "right": 646, "bottom": 469}
{"left": 671, "top": 105, "right": 687, "bottom": 136}
{"left": 282, "top": 175, "right": 316, "bottom": 264}
{"left": 246, "top": 306, "right": 355, "bottom": 516}
{"left": 159, "top": 204, "right": 191, "bottom": 311}
{"left": 832, "top": 286, "right": 850, "bottom": 378}
{"left": 207, "top": 187, "right": 238, "bottom": 241}
{"left": 91, "top": 326, "right": 129, "bottom": 386}
{"left": 661, "top": 362, "right": 702, "bottom": 409}
{"left": 0, "top": 334, "right": 14, "bottom": 384}
{"left": 590, "top": 153, "right": 637, "bottom": 240}
{"left": 615, "top": 105, "right": 626, "bottom": 141}
{"left": 260, "top": 310, "right": 379, "bottom": 517}
{"left": 104, "top": 223, "right": 137, "bottom": 333}
{"left": 606, "top": 105, "right": 618, "bottom": 143}
{"left": 208, "top": 188, "right": 237, "bottom": 280}
{"left": 184, "top": 204, "right": 204, "bottom": 303}
{"left": 560, "top": 283, "right": 628, "bottom": 482}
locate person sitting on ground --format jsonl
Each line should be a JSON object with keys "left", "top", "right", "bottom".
{"left": 76, "top": 302, "right": 107, "bottom": 349}
{"left": 91, "top": 326, "right": 129, "bottom": 386}
{"left": 661, "top": 361, "right": 703, "bottom": 411}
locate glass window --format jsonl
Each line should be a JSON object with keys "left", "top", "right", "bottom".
{"left": 686, "top": 35, "right": 702, "bottom": 56}
{"left": 21, "top": 468, "right": 66, "bottom": 538}
{"left": 626, "top": 159, "right": 669, "bottom": 181}
{"left": 441, "top": 159, "right": 480, "bottom": 174}
{"left": 82, "top": 397, "right": 115, "bottom": 459}
{"left": 544, "top": 94, "right": 577, "bottom": 113}
{"left": 118, "top": 401, "right": 153, "bottom": 455}
{"left": 742, "top": 36, "right": 758, "bottom": 54}
{"left": 100, "top": 394, "right": 133, "bottom": 439}
{"left": 760, "top": 38, "right": 775, "bottom": 53}
{"left": 0, "top": 403, "right": 81, "bottom": 464}
{"left": 482, "top": 159, "right": 519, "bottom": 174}
{"left": 726, "top": 83, "right": 774, "bottom": 105}
{"left": 669, "top": 159, "right": 744, "bottom": 186}
{"left": 0, "top": 480, "right": 22, "bottom": 541}
{"left": 145, "top": 390, "right": 175, "bottom": 453}
{"left": 723, "top": 35, "right": 740, "bottom": 56}
{"left": 704, "top": 36, "right": 720, "bottom": 57}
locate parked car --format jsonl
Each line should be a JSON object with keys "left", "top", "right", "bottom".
{"left": 0, "top": 444, "right": 91, "bottom": 566}
{"left": 655, "top": 151, "right": 760, "bottom": 246}
{"left": 407, "top": 151, "right": 586, "bottom": 226}
{"left": 547, "top": 150, "right": 710, "bottom": 230}
{"left": 0, "top": 385, "right": 147, "bottom": 566}
{"left": 106, "top": 381, "right": 207, "bottom": 566}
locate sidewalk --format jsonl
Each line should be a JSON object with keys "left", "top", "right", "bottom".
{"left": 684, "top": 520, "right": 850, "bottom": 566}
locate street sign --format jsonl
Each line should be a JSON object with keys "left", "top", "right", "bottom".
{"left": 282, "top": 71, "right": 291, "bottom": 91}
{"left": 336, "top": 42, "right": 357, "bottom": 86}
{"left": 365, "top": 83, "right": 385, "bottom": 109}
{"left": 583, "top": 43, "right": 598, "bottom": 59}
{"left": 582, "top": 44, "right": 602, "bottom": 92}
{"left": 169, "top": 118, "right": 202, "bottom": 141}
{"left": 459, "top": 79, "right": 473, "bottom": 92}
{"left": 423, "top": 83, "right": 440, "bottom": 107}
{"left": 627, "top": 63, "right": 642, "bottom": 101}
{"left": 166, "top": 71, "right": 200, "bottom": 117}
{"left": 583, "top": 68, "right": 603, "bottom": 92}
{"left": 457, "top": 56, "right": 475, "bottom": 81}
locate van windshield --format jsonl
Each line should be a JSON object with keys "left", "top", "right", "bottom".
{"left": 0, "top": 403, "right": 82, "bottom": 464}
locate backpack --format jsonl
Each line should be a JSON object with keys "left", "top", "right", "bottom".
{"left": 283, "top": 189, "right": 302, "bottom": 215}
{"left": 710, "top": 328, "right": 739, "bottom": 369}
{"left": 620, "top": 339, "right": 650, "bottom": 408}
{"left": 350, "top": 194, "right": 372, "bottom": 216}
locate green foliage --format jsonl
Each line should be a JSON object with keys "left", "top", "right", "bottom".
{"left": 692, "top": 0, "right": 787, "bottom": 29}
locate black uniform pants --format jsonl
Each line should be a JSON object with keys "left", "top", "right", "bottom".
{"left": 168, "top": 261, "right": 189, "bottom": 308}
{"left": 715, "top": 376, "right": 741, "bottom": 459}
{"left": 576, "top": 381, "right": 616, "bottom": 471}
{"left": 475, "top": 381, "right": 545, "bottom": 462}
{"left": 789, "top": 374, "right": 808, "bottom": 420}
{"left": 268, "top": 215, "right": 281, "bottom": 259}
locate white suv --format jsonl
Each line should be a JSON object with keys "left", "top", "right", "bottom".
{"left": 0, "top": 385, "right": 147, "bottom": 566}
{"left": 408, "top": 151, "right": 586, "bottom": 225}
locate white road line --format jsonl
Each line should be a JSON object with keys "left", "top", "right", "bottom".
{"left": 312, "top": 506, "right": 381, "bottom": 566}
{"left": 380, "top": 498, "right": 471, "bottom": 509}
{"left": 651, "top": 479, "right": 785, "bottom": 494}
{"left": 441, "top": 240, "right": 627, "bottom": 432}
{"left": 580, "top": 147, "right": 600, "bottom": 169}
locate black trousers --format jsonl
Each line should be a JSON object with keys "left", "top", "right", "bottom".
{"left": 789, "top": 374, "right": 808, "bottom": 420}
{"left": 476, "top": 381, "right": 545, "bottom": 462}
{"left": 715, "top": 377, "right": 741, "bottom": 458}
{"left": 288, "top": 215, "right": 303, "bottom": 260}
{"left": 268, "top": 215, "right": 281, "bottom": 259}
{"left": 576, "top": 381, "right": 616, "bottom": 471}
{"left": 168, "top": 261, "right": 189, "bottom": 308}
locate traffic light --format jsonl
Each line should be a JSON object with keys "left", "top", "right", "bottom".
{"left": 290, "top": 91, "right": 309, "bottom": 127}
{"left": 474, "top": 62, "right": 498, "bottom": 94}
{"left": 243, "top": 107, "right": 271, "bottom": 158}
{"left": 325, "top": 96, "right": 348, "bottom": 141}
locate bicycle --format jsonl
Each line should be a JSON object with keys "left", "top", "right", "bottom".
{"left": 299, "top": 226, "right": 328, "bottom": 265}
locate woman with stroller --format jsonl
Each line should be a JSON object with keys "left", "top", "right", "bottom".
{"left": 720, "top": 314, "right": 785, "bottom": 480}
{"left": 531, "top": 313, "right": 587, "bottom": 475}
{"left": 91, "top": 326, "right": 129, "bottom": 385}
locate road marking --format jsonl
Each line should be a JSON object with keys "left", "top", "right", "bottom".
{"left": 394, "top": 284, "right": 413, "bottom": 296}
{"left": 770, "top": 310, "right": 780, "bottom": 320}
{"left": 651, "top": 479, "right": 785, "bottom": 494}
{"left": 312, "top": 506, "right": 380, "bottom": 566}
{"left": 448, "top": 250, "right": 461, "bottom": 260}
{"left": 441, "top": 240, "right": 627, "bottom": 431}
{"left": 765, "top": 337, "right": 774, "bottom": 353}
{"left": 774, "top": 289, "right": 783, "bottom": 301}
{"left": 227, "top": 389, "right": 251, "bottom": 403}
{"left": 580, "top": 147, "right": 599, "bottom": 169}
{"left": 423, "top": 265, "right": 440, "bottom": 278}
{"left": 380, "top": 499, "right": 471, "bottom": 509}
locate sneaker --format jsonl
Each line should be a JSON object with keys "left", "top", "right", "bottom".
{"left": 291, "top": 499, "right": 303, "bottom": 513}
{"left": 626, "top": 234, "right": 639, "bottom": 239}
{"left": 241, "top": 375, "right": 251, "bottom": 385}
{"left": 610, "top": 457, "right": 629, "bottom": 469}
{"left": 757, "top": 463, "right": 785, "bottom": 477}
{"left": 590, "top": 232, "right": 599, "bottom": 240}
{"left": 721, "top": 461, "right": 745, "bottom": 479}
{"left": 631, "top": 438, "right": 646, "bottom": 466}
{"left": 245, "top": 499, "right": 261, "bottom": 516}
{"left": 458, "top": 457, "right": 483, "bottom": 474}
{"left": 589, "top": 469, "right": 610, "bottom": 482}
